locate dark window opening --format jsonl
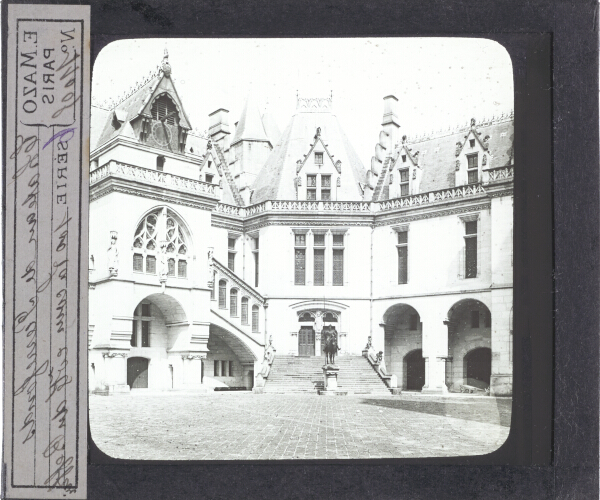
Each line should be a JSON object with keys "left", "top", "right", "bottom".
{"left": 484, "top": 310, "right": 491, "bottom": 328}
{"left": 321, "top": 190, "right": 331, "bottom": 201}
{"left": 214, "top": 360, "right": 220, "bottom": 376}
{"left": 131, "top": 320, "right": 137, "bottom": 347}
{"left": 205, "top": 174, "right": 213, "bottom": 183}
{"left": 241, "top": 298, "right": 249, "bottom": 324}
{"left": 333, "top": 249, "right": 344, "bottom": 286}
{"left": 295, "top": 249, "right": 306, "bottom": 285}
{"left": 465, "top": 237, "right": 477, "bottom": 278}
{"left": 252, "top": 305, "right": 259, "bottom": 332}
{"left": 151, "top": 95, "right": 178, "bottom": 125}
{"left": 465, "top": 221, "right": 478, "bottom": 235}
{"left": 133, "top": 254, "right": 143, "bottom": 272}
{"left": 146, "top": 255, "right": 156, "bottom": 274}
{"left": 333, "top": 234, "right": 344, "bottom": 246}
{"left": 398, "top": 246, "right": 408, "bottom": 284}
{"left": 469, "top": 139, "right": 475, "bottom": 148}
{"left": 218, "top": 280, "right": 227, "bottom": 309}
{"left": 409, "top": 314, "right": 419, "bottom": 331}
{"left": 228, "top": 252, "right": 235, "bottom": 272}
{"left": 157, "top": 156, "right": 165, "bottom": 171}
{"left": 307, "top": 189, "right": 317, "bottom": 201}
{"left": 315, "top": 152, "right": 324, "bottom": 164}
{"left": 313, "top": 234, "right": 325, "bottom": 246}
{"left": 142, "top": 304, "right": 151, "bottom": 317}
{"left": 177, "top": 260, "right": 187, "bottom": 278}
{"left": 471, "top": 310, "right": 480, "bottom": 328}
{"left": 168, "top": 258, "right": 175, "bottom": 276}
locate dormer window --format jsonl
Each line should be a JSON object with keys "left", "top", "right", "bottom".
{"left": 400, "top": 168, "right": 409, "bottom": 196}
{"left": 205, "top": 174, "right": 213, "bottom": 183}
{"left": 402, "top": 154, "right": 407, "bottom": 163}
{"left": 151, "top": 94, "right": 178, "bottom": 125}
{"left": 315, "top": 152, "right": 324, "bottom": 165}
{"left": 467, "top": 154, "right": 479, "bottom": 184}
{"left": 469, "top": 139, "right": 475, "bottom": 148}
{"left": 321, "top": 175, "right": 331, "bottom": 201}
{"left": 307, "top": 175, "right": 317, "bottom": 200}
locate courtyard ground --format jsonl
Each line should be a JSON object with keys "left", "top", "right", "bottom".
{"left": 90, "top": 391, "right": 511, "bottom": 460}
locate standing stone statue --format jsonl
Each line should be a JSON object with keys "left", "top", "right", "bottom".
{"left": 107, "top": 231, "right": 119, "bottom": 277}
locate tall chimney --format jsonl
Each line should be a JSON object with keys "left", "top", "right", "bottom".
{"left": 208, "top": 108, "right": 231, "bottom": 150}
{"left": 382, "top": 95, "right": 400, "bottom": 149}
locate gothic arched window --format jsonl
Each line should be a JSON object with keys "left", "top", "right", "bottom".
{"left": 133, "top": 208, "right": 189, "bottom": 278}
{"left": 241, "top": 297, "right": 249, "bottom": 325}
{"left": 218, "top": 280, "right": 227, "bottom": 309}
{"left": 151, "top": 94, "right": 179, "bottom": 125}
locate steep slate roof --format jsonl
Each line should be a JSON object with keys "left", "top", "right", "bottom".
{"left": 380, "top": 117, "right": 514, "bottom": 197}
{"left": 251, "top": 108, "right": 368, "bottom": 203}
{"left": 93, "top": 62, "right": 192, "bottom": 151}
{"left": 231, "top": 94, "right": 270, "bottom": 146}
{"left": 261, "top": 112, "right": 281, "bottom": 147}
{"left": 90, "top": 105, "right": 112, "bottom": 150}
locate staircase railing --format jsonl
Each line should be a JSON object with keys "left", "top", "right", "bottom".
{"left": 362, "top": 337, "right": 397, "bottom": 390}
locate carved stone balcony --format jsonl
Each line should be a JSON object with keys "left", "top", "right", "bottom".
{"left": 378, "top": 183, "right": 487, "bottom": 212}
{"left": 90, "top": 160, "right": 218, "bottom": 198}
{"left": 483, "top": 165, "right": 514, "bottom": 184}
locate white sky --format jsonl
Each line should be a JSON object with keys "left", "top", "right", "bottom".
{"left": 92, "top": 38, "right": 514, "bottom": 165}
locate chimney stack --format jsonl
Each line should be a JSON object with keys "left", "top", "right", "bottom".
{"left": 209, "top": 108, "right": 231, "bottom": 151}
{"left": 382, "top": 95, "right": 400, "bottom": 148}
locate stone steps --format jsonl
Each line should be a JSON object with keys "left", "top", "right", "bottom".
{"left": 264, "top": 355, "right": 391, "bottom": 395}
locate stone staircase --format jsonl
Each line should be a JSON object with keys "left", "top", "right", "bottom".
{"left": 263, "top": 355, "right": 391, "bottom": 395}
{"left": 372, "top": 156, "right": 392, "bottom": 201}
{"left": 212, "top": 142, "right": 244, "bottom": 206}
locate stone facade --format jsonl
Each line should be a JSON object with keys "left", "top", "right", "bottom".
{"left": 89, "top": 52, "right": 514, "bottom": 396}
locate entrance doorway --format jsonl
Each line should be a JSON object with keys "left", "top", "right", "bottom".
{"left": 405, "top": 349, "right": 425, "bottom": 391}
{"left": 127, "top": 357, "right": 149, "bottom": 388}
{"left": 464, "top": 347, "right": 491, "bottom": 389}
{"left": 298, "top": 327, "right": 315, "bottom": 356}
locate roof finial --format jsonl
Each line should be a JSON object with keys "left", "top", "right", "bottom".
{"left": 161, "top": 46, "right": 171, "bottom": 77}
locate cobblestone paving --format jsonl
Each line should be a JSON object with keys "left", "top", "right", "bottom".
{"left": 90, "top": 392, "right": 511, "bottom": 460}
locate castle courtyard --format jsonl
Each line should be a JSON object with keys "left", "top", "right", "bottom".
{"left": 90, "top": 392, "right": 511, "bottom": 460}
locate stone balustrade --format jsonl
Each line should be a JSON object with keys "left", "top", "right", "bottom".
{"left": 90, "top": 160, "right": 218, "bottom": 196}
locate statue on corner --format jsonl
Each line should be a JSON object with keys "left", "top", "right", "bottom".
{"left": 107, "top": 231, "right": 119, "bottom": 277}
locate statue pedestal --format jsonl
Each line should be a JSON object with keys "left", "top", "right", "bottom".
{"left": 319, "top": 365, "right": 347, "bottom": 396}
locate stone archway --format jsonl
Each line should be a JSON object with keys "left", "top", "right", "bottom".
{"left": 445, "top": 298, "right": 491, "bottom": 391}
{"left": 381, "top": 303, "right": 422, "bottom": 388}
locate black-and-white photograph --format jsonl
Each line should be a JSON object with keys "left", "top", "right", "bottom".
{"left": 88, "top": 37, "right": 514, "bottom": 460}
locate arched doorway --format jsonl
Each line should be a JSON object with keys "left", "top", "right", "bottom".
{"left": 382, "top": 303, "right": 422, "bottom": 387}
{"left": 127, "top": 357, "right": 149, "bottom": 388}
{"left": 464, "top": 347, "right": 491, "bottom": 389}
{"left": 404, "top": 349, "right": 425, "bottom": 391}
{"left": 445, "top": 298, "right": 492, "bottom": 391}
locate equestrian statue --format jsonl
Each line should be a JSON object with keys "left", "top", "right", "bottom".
{"left": 323, "top": 329, "right": 340, "bottom": 365}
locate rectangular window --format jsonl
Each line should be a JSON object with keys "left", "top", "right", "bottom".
{"left": 313, "top": 234, "right": 325, "bottom": 247}
{"left": 146, "top": 255, "right": 156, "bottom": 274}
{"left": 321, "top": 175, "right": 331, "bottom": 187}
{"left": 230, "top": 292, "right": 238, "bottom": 316}
{"left": 214, "top": 360, "right": 220, "bottom": 376}
{"left": 321, "top": 189, "right": 331, "bottom": 201}
{"left": 205, "top": 174, "right": 213, "bottom": 183}
{"left": 168, "top": 258, "right": 175, "bottom": 276}
{"left": 307, "top": 175, "right": 317, "bottom": 187}
{"left": 295, "top": 249, "right": 306, "bottom": 285}
{"left": 131, "top": 320, "right": 137, "bottom": 347}
{"left": 471, "top": 310, "right": 480, "bottom": 328}
{"left": 468, "top": 170, "right": 479, "bottom": 184}
{"left": 219, "top": 284, "right": 226, "bottom": 309}
{"left": 252, "top": 307, "right": 259, "bottom": 332}
{"left": 314, "top": 249, "right": 325, "bottom": 286}
{"left": 402, "top": 154, "right": 407, "bottom": 163}
{"left": 469, "top": 139, "right": 475, "bottom": 148}
{"left": 333, "top": 234, "right": 344, "bottom": 246}
{"left": 228, "top": 238, "right": 236, "bottom": 250}
{"left": 315, "top": 152, "right": 323, "bottom": 165}
{"left": 397, "top": 230, "right": 408, "bottom": 284}
{"left": 141, "top": 321, "right": 150, "bottom": 347}
{"left": 229, "top": 361, "right": 234, "bottom": 377}
{"left": 222, "top": 360, "right": 228, "bottom": 377}
{"left": 409, "top": 314, "right": 419, "bottom": 331}
{"left": 400, "top": 168, "right": 409, "bottom": 196}
{"left": 465, "top": 236, "right": 477, "bottom": 278}
{"left": 142, "top": 303, "right": 151, "bottom": 317}
{"left": 228, "top": 252, "right": 235, "bottom": 272}
{"left": 465, "top": 221, "right": 478, "bottom": 235}
{"left": 307, "top": 189, "right": 317, "bottom": 200}
{"left": 133, "top": 254, "right": 143, "bottom": 272}
{"left": 333, "top": 249, "right": 344, "bottom": 286}
{"left": 397, "top": 246, "right": 408, "bottom": 284}
{"left": 467, "top": 154, "right": 478, "bottom": 169}
{"left": 295, "top": 234, "right": 306, "bottom": 246}
{"left": 178, "top": 260, "right": 187, "bottom": 278}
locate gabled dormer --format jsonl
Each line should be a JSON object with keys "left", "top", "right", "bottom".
{"left": 389, "top": 135, "right": 423, "bottom": 198}
{"left": 294, "top": 127, "right": 343, "bottom": 201}
{"left": 130, "top": 50, "right": 192, "bottom": 154}
{"left": 454, "top": 118, "right": 492, "bottom": 187}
